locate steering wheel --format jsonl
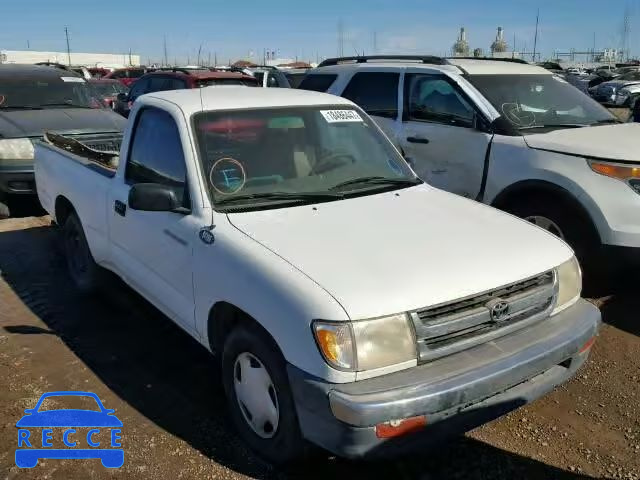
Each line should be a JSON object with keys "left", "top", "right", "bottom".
{"left": 311, "top": 150, "right": 357, "bottom": 175}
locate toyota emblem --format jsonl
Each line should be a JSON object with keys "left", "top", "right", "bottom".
{"left": 487, "top": 299, "right": 510, "bottom": 322}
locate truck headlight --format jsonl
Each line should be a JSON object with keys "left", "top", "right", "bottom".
{"left": 0, "top": 138, "right": 35, "bottom": 167}
{"left": 553, "top": 256, "right": 582, "bottom": 314}
{"left": 313, "top": 314, "right": 416, "bottom": 372}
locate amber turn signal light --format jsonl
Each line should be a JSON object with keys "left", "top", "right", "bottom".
{"left": 375, "top": 415, "right": 427, "bottom": 439}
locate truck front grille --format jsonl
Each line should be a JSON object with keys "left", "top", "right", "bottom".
{"left": 66, "top": 133, "right": 122, "bottom": 153}
{"left": 410, "top": 271, "right": 556, "bottom": 363}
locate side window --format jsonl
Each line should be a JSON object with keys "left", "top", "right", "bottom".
{"left": 147, "top": 77, "right": 169, "bottom": 92}
{"left": 298, "top": 74, "right": 337, "bottom": 92}
{"left": 128, "top": 79, "right": 148, "bottom": 100}
{"left": 165, "top": 78, "right": 187, "bottom": 90}
{"left": 341, "top": 72, "right": 399, "bottom": 119}
{"left": 406, "top": 74, "right": 475, "bottom": 128}
{"left": 267, "top": 73, "right": 279, "bottom": 88}
{"left": 126, "top": 108, "right": 189, "bottom": 208}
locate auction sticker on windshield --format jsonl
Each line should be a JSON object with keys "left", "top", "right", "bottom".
{"left": 320, "top": 110, "right": 363, "bottom": 123}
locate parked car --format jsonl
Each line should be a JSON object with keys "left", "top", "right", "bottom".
{"left": 0, "top": 64, "right": 126, "bottom": 218}
{"left": 537, "top": 61, "right": 564, "bottom": 75}
{"left": 35, "top": 87, "right": 600, "bottom": 463}
{"left": 591, "top": 70, "right": 640, "bottom": 105}
{"left": 87, "top": 67, "right": 113, "bottom": 78}
{"left": 242, "top": 66, "right": 290, "bottom": 88}
{"left": 103, "top": 67, "right": 152, "bottom": 87}
{"left": 88, "top": 78, "right": 128, "bottom": 108}
{"left": 34, "top": 62, "right": 92, "bottom": 80}
{"left": 112, "top": 68, "right": 258, "bottom": 117}
{"left": 283, "top": 68, "right": 310, "bottom": 88}
{"left": 301, "top": 55, "right": 640, "bottom": 277}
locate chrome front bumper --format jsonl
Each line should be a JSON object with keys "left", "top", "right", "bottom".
{"left": 288, "top": 299, "right": 600, "bottom": 458}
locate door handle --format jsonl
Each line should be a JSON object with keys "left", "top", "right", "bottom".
{"left": 114, "top": 200, "right": 126, "bottom": 217}
{"left": 406, "top": 136, "right": 430, "bottom": 144}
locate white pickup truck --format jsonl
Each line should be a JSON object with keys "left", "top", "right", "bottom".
{"left": 35, "top": 87, "right": 600, "bottom": 463}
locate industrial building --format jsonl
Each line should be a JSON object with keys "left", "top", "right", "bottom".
{"left": 0, "top": 50, "right": 140, "bottom": 67}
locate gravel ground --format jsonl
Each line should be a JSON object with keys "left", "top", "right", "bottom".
{"left": 0, "top": 216, "right": 638, "bottom": 480}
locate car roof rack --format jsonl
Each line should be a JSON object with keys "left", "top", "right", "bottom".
{"left": 447, "top": 56, "right": 530, "bottom": 65}
{"left": 317, "top": 55, "right": 448, "bottom": 67}
{"left": 153, "top": 67, "right": 201, "bottom": 75}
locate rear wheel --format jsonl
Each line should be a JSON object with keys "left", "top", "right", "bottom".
{"left": 222, "top": 322, "right": 305, "bottom": 465}
{"left": 0, "top": 201, "right": 9, "bottom": 219}
{"left": 63, "top": 213, "right": 107, "bottom": 294}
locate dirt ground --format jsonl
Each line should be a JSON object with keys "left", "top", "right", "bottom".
{"left": 0, "top": 215, "right": 639, "bottom": 480}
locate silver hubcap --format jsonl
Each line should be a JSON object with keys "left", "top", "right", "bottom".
{"left": 525, "top": 215, "right": 565, "bottom": 239}
{"left": 233, "top": 352, "right": 279, "bottom": 439}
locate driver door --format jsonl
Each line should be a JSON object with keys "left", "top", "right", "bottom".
{"left": 399, "top": 73, "right": 491, "bottom": 199}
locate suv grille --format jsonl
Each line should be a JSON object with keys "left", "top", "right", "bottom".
{"left": 410, "top": 271, "right": 556, "bottom": 363}
{"left": 67, "top": 133, "right": 122, "bottom": 153}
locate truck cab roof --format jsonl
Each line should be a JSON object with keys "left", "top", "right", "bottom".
{"left": 143, "top": 86, "right": 354, "bottom": 116}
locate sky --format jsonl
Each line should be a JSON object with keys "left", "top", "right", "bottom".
{"left": 1, "top": 0, "right": 638, "bottom": 64}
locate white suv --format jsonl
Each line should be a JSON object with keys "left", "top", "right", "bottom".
{"left": 301, "top": 56, "right": 640, "bottom": 280}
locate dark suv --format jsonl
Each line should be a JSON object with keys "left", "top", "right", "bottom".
{"left": 112, "top": 68, "right": 259, "bottom": 118}
{"left": 0, "top": 64, "right": 126, "bottom": 218}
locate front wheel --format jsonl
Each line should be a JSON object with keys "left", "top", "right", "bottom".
{"left": 222, "top": 323, "right": 305, "bottom": 465}
{"left": 505, "top": 196, "right": 607, "bottom": 293}
{"left": 0, "top": 201, "right": 9, "bottom": 219}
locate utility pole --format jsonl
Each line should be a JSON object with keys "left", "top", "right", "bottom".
{"left": 128, "top": 48, "right": 132, "bottom": 66}
{"left": 197, "top": 44, "right": 202, "bottom": 65}
{"left": 163, "top": 36, "right": 168, "bottom": 66}
{"left": 64, "top": 27, "right": 71, "bottom": 66}
{"left": 208, "top": 52, "right": 211, "bottom": 67}
{"left": 338, "top": 20, "right": 344, "bottom": 57}
{"left": 373, "top": 31, "right": 378, "bottom": 54}
{"left": 532, "top": 9, "right": 539, "bottom": 62}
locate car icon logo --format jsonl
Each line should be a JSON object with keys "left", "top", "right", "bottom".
{"left": 15, "top": 391, "right": 123, "bottom": 468}
{"left": 486, "top": 298, "right": 510, "bottom": 323}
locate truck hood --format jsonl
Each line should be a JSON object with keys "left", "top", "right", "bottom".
{"left": 524, "top": 123, "right": 640, "bottom": 162}
{"left": 228, "top": 186, "right": 572, "bottom": 319}
{"left": 0, "top": 108, "right": 126, "bottom": 139}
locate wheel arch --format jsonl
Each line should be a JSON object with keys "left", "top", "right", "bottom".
{"left": 490, "top": 179, "right": 602, "bottom": 243}
{"left": 207, "top": 301, "right": 282, "bottom": 358}
{"left": 54, "top": 195, "right": 76, "bottom": 226}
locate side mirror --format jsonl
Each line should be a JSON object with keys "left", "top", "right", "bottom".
{"left": 116, "top": 92, "right": 128, "bottom": 103}
{"left": 128, "top": 183, "right": 181, "bottom": 212}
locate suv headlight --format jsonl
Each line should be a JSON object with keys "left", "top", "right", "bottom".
{"left": 0, "top": 138, "right": 35, "bottom": 167}
{"left": 553, "top": 256, "right": 582, "bottom": 314}
{"left": 313, "top": 314, "right": 416, "bottom": 372}
{"left": 589, "top": 160, "right": 640, "bottom": 194}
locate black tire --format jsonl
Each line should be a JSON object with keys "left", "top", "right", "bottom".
{"left": 62, "top": 213, "right": 107, "bottom": 294}
{"left": 504, "top": 195, "right": 609, "bottom": 293}
{"left": 0, "top": 201, "right": 9, "bottom": 219}
{"left": 221, "top": 322, "right": 305, "bottom": 465}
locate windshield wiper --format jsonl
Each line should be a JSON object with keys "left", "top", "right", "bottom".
{"left": 216, "top": 191, "right": 343, "bottom": 206}
{"left": 330, "top": 176, "right": 422, "bottom": 191}
{"left": 519, "top": 123, "right": 588, "bottom": 130}
{"left": 0, "top": 105, "right": 43, "bottom": 110}
{"left": 40, "top": 103, "right": 93, "bottom": 109}
{"left": 591, "top": 118, "right": 622, "bottom": 125}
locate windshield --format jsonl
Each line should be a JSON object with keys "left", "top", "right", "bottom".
{"left": 0, "top": 75, "right": 101, "bottom": 109}
{"left": 196, "top": 78, "right": 257, "bottom": 88}
{"left": 90, "top": 82, "right": 127, "bottom": 96}
{"left": 618, "top": 71, "right": 640, "bottom": 81}
{"left": 193, "top": 106, "right": 418, "bottom": 211}
{"left": 468, "top": 74, "right": 615, "bottom": 131}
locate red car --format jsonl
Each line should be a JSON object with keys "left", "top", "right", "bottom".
{"left": 112, "top": 68, "right": 258, "bottom": 117}
{"left": 103, "top": 67, "right": 152, "bottom": 87}
{"left": 88, "top": 78, "right": 129, "bottom": 108}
